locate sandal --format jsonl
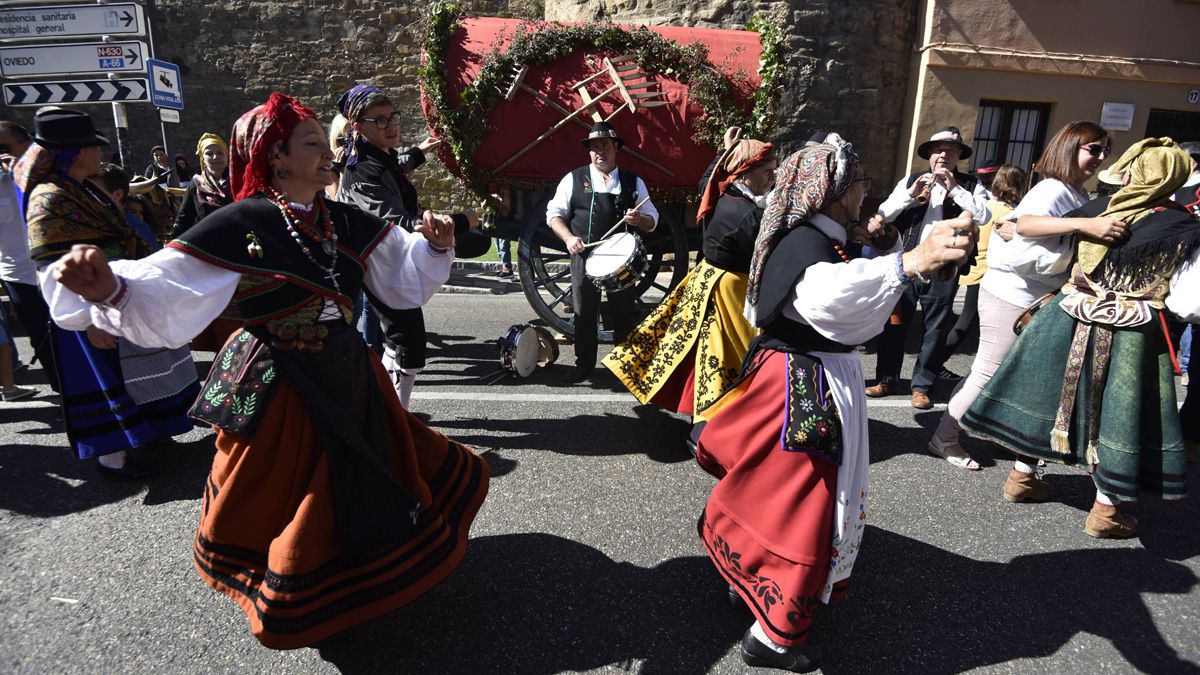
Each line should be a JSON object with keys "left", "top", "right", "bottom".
{"left": 927, "top": 436, "right": 981, "bottom": 471}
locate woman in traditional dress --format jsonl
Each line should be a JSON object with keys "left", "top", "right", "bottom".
{"left": 603, "top": 131, "right": 775, "bottom": 420}
{"left": 44, "top": 94, "right": 490, "bottom": 648}
{"left": 693, "top": 137, "right": 974, "bottom": 671}
{"left": 21, "top": 108, "right": 198, "bottom": 478}
{"left": 961, "top": 138, "right": 1200, "bottom": 539}
{"left": 171, "top": 132, "right": 233, "bottom": 238}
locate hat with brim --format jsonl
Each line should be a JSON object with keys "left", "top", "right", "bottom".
{"left": 31, "top": 108, "right": 108, "bottom": 149}
{"left": 918, "top": 127, "right": 971, "bottom": 161}
{"left": 580, "top": 122, "right": 624, "bottom": 149}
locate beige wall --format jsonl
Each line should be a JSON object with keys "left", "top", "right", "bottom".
{"left": 893, "top": 0, "right": 1200, "bottom": 186}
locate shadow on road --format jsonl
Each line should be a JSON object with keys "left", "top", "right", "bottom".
{"left": 0, "top": 434, "right": 214, "bottom": 517}
{"left": 317, "top": 532, "right": 743, "bottom": 674}
{"left": 435, "top": 403, "right": 693, "bottom": 464}
{"left": 815, "top": 526, "right": 1199, "bottom": 674}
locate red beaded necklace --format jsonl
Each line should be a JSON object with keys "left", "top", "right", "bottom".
{"left": 265, "top": 187, "right": 342, "bottom": 292}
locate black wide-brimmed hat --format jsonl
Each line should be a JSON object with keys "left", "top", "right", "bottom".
{"left": 917, "top": 126, "right": 971, "bottom": 160}
{"left": 31, "top": 108, "right": 108, "bottom": 149}
{"left": 580, "top": 122, "right": 624, "bottom": 149}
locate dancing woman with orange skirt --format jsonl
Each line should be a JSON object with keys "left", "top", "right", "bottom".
{"left": 42, "top": 94, "right": 489, "bottom": 649}
{"left": 694, "top": 136, "right": 974, "bottom": 671}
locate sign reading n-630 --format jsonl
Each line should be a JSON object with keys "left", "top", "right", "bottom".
{"left": 0, "top": 3, "right": 145, "bottom": 41}
{"left": 0, "top": 40, "right": 146, "bottom": 77}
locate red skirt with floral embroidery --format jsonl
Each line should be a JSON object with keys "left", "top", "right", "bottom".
{"left": 695, "top": 348, "right": 844, "bottom": 646}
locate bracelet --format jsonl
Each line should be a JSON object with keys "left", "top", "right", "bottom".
{"left": 911, "top": 248, "right": 931, "bottom": 284}
{"left": 96, "top": 276, "right": 129, "bottom": 309}
{"left": 427, "top": 241, "right": 451, "bottom": 255}
{"left": 893, "top": 252, "right": 911, "bottom": 285}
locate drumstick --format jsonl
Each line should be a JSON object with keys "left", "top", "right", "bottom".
{"left": 594, "top": 195, "right": 653, "bottom": 242}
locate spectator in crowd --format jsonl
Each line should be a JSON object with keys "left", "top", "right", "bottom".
{"left": 143, "top": 145, "right": 179, "bottom": 188}
{"left": 171, "top": 133, "right": 232, "bottom": 238}
{"left": 93, "top": 164, "right": 160, "bottom": 252}
{"left": 867, "top": 126, "right": 991, "bottom": 409}
{"left": 973, "top": 158, "right": 1001, "bottom": 200}
{"left": 173, "top": 153, "right": 194, "bottom": 183}
{"left": 0, "top": 120, "right": 58, "bottom": 393}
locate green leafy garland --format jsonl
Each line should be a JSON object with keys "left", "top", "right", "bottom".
{"left": 418, "top": 1, "right": 782, "bottom": 202}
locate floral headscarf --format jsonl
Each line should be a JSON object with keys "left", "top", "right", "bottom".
{"left": 230, "top": 93, "right": 318, "bottom": 201}
{"left": 696, "top": 138, "right": 775, "bottom": 224}
{"left": 745, "top": 133, "right": 860, "bottom": 322}
{"left": 334, "top": 84, "right": 391, "bottom": 168}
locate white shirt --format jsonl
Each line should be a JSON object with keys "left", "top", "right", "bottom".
{"left": 876, "top": 171, "right": 991, "bottom": 243}
{"left": 0, "top": 174, "right": 36, "bottom": 285}
{"left": 40, "top": 224, "right": 451, "bottom": 349}
{"left": 982, "top": 178, "right": 1088, "bottom": 307}
{"left": 545, "top": 165, "right": 659, "bottom": 233}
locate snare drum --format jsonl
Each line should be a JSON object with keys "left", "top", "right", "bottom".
{"left": 497, "top": 324, "right": 540, "bottom": 377}
{"left": 584, "top": 231, "right": 647, "bottom": 292}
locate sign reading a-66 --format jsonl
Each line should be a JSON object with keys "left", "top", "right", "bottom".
{"left": 0, "top": 40, "right": 146, "bottom": 78}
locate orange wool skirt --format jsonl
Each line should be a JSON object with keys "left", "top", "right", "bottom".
{"left": 192, "top": 352, "right": 489, "bottom": 649}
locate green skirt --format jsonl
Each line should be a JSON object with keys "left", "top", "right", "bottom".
{"left": 961, "top": 295, "right": 1185, "bottom": 501}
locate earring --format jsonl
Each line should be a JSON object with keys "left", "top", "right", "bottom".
{"left": 276, "top": 166, "right": 290, "bottom": 180}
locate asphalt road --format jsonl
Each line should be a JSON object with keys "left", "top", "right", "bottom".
{"left": 2, "top": 286, "right": 1198, "bottom": 674}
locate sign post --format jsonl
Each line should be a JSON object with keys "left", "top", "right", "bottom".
{"left": 0, "top": 4, "right": 146, "bottom": 41}
{"left": 2, "top": 78, "right": 147, "bottom": 105}
{"left": 0, "top": 40, "right": 146, "bottom": 77}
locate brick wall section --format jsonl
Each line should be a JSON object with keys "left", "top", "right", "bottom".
{"left": 3, "top": 0, "right": 915, "bottom": 203}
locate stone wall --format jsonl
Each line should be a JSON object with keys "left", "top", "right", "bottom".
{"left": 3, "top": 0, "right": 916, "bottom": 203}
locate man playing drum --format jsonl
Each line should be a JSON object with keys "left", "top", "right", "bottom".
{"left": 547, "top": 122, "right": 658, "bottom": 382}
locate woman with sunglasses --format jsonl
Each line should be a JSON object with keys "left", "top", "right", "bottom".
{"left": 964, "top": 138, "right": 1200, "bottom": 538}
{"left": 928, "top": 123, "right": 1126, "bottom": 477}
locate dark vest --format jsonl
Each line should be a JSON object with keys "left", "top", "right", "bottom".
{"left": 894, "top": 169, "right": 978, "bottom": 252}
{"left": 702, "top": 188, "right": 762, "bottom": 273}
{"left": 567, "top": 166, "right": 640, "bottom": 242}
{"left": 756, "top": 223, "right": 857, "bottom": 353}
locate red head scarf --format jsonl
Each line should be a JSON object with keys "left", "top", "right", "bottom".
{"left": 229, "top": 93, "right": 318, "bottom": 201}
{"left": 696, "top": 139, "right": 775, "bottom": 225}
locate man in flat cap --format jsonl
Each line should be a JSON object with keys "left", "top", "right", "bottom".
{"left": 547, "top": 121, "right": 659, "bottom": 382}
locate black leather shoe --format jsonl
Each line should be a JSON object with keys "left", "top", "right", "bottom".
{"left": 566, "top": 366, "right": 593, "bottom": 383}
{"left": 96, "top": 457, "right": 158, "bottom": 480}
{"left": 740, "top": 627, "right": 822, "bottom": 672}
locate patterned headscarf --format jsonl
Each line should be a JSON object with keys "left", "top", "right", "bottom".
{"left": 696, "top": 138, "right": 775, "bottom": 224}
{"left": 13, "top": 143, "right": 55, "bottom": 205}
{"left": 335, "top": 84, "right": 391, "bottom": 168}
{"left": 1078, "top": 137, "right": 1194, "bottom": 274}
{"left": 229, "top": 93, "right": 317, "bottom": 201}
{"left": 745, "top": 133, "right": 860, "bottom": 322}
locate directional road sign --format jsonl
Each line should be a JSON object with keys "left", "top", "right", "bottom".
{"left": 0, "top": 3, "right": 145, "bottom": 41}
{"left": 3, "top": 78, "right": 148, "bottom": 106}
{"left": 0, "top": 40, "right": 146, "bottom": 78}
{"left": 147, "top": 58, "right": 182, "bottom": 110}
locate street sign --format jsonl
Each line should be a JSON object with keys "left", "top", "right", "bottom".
{"left": 158, "top": 108, "right": 180, "bottom": 124}
{"left": 147, "top": 58, "right": 182, "bottom": 110}
{"left": 0, "top": 40, "right": 146, "bottom": 77}
{"left": 2, "top": 78, "right": 148, "bottom": 106}
{"left": 0, "top": 3, "right": 145, "bottom": 42}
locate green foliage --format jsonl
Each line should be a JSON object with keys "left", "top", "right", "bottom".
{"left": 419, "top": 1, "right": 782, "bottom": 202}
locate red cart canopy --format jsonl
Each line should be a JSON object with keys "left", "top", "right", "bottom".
{"left": 422, "top": 18, "right": 763, "bottom": 191}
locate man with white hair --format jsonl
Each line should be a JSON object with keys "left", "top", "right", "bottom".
{"left": 867, "top": 126, "right": 990, "bottom": 409}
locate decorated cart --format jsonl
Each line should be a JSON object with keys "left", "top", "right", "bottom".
{"left": 419, "top": 4, "right": 781, "bottom": 339}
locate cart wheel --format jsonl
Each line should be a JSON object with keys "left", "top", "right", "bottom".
{"left": 518, "top": 206, "right": 689, "bottom": 342}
